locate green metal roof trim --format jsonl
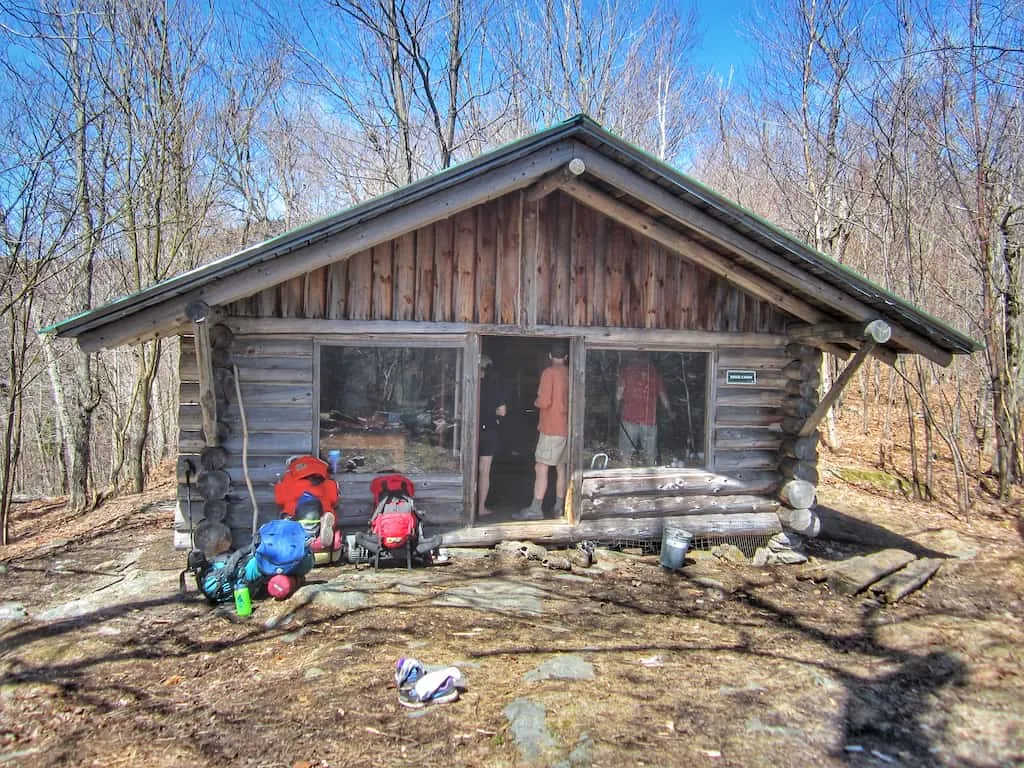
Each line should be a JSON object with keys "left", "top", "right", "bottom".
{"left": 42, "top": 117, "right": 582, "bottom": 338}
{"left": 45, "top": 114, "right": 980, "bottom": 355}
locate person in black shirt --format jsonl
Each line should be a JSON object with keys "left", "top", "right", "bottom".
{"left": 478, "top": 355, "right": 507, "bottom": 517}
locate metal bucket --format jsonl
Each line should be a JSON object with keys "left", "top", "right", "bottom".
{"left": 660, "top": 526, "right": 693, "bottom": 570}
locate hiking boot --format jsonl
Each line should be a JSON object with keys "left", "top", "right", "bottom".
{"left": 398, "top": 680, "right": 459, "bottom": 708}
{"left": 395, "top": 657, "right": 424, "bottom": 690}
{"left": 397, "top": 667, "right": 463, "bottom": 708}
{"left": 318, "top": 511, "right": 336, "bottom": 551}
{"left": 553, "top": 497, "right": 565, "bottom": 516}
{"left": 513, "top": 500, "right": 544, "bottom": 521}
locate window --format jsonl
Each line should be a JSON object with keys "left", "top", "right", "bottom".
{"left": 583, "top": 349, "right": 708, "bottom": 470}
{"left": 319, "top": 344, "right": 462, "bottom": 474}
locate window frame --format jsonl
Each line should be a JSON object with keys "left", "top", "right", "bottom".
{"left": 579, "top": 341, "right": 713, "bottom": 477}
{"left": 313, "top": 335, "right": 469, "bottom": 478}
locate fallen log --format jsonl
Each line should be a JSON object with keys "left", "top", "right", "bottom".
{"left": 805, "top": 549, "right": 918, "bottom": 595}
{"left": 435, "top": 511, "right": 782, "bottom": 548}
{"left": 868, "top": 558, "right": 943, "bottom": 603}
{"left": 582, "top": 493, "right": 780, "bottom": 519}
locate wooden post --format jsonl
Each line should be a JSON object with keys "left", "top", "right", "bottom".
{"left": 798, "top": 338, "right": 879, "bottom": 437}
{"left": 187, "top": 300, "right": 219, "bottom": 448}
{"left": 567, "top": 336, "right": 585, "bottom": 525}
{"left": 463, "top": 334, "right": 481, "bottom": 526}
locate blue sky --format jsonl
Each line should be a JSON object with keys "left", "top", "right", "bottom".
{"left": 690, "top": 0, "right": 757, "bottom": 83}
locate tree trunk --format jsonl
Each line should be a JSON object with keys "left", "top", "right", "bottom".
{"left": 128, "top": 340, "right": 163, "bottom": 493}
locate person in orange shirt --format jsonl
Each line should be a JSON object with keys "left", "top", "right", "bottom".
{"left": 518, "top": 342, "right": 569, "bottom": 520}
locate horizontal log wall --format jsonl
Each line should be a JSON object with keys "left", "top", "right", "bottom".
{"left": 177, "top": 334, "right": 315, "bottom": 549}
{"left": 226, "top": 192, "right": 789, "bottom": 335}
{"left": 176, "top": 334, "right": 465, "bottom": 549}
{"left": 713, "top": 347, "right": 793, "bottom": 483}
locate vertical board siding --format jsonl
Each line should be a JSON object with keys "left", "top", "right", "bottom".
{"left": 326, "top": 260, "right": 348, "bottom": 319}
{"left": 497, "top": 194, "right": 521, "bottom": 325}
{"left": 433, "top": 217, "right": 454, "bottom": 322}
{"left": 552, "top": 194, "right": 573, "bottom": 326}
{"left": 475, "top": 202, "right": 497, "bottom": 323}
{"left": 281, "top": 275, "right": 304, "bottom": 318}
{"left": 454, "top": 209, "right": 476, "bottom": 323}
{"left": 306, "top": 267, "right": 327, "bottom": 319}
{"left": 415, "top": 226, "right": 435, "bottom": 321}
{"left": 221, "top": 190, "right": 790, "bottom": 334}
{"left": 572, "top": 202, "right": 591, "bottom": 325}
{"left": 394, "top": 232, "right": 417, "bottom": 321}
{"left": 588, "top": 212, "right": 607, "bottom": 326}
{"left": 535, "top": 195, "right": 553, "bottom": 324}
{"left": 347, "top": 249, "right": 372, "bottom": 320}
{"left": 521, "top": 199, "right": 538, "bottom": 325}
{"left": 371, "top": 242, "right": 393, "bottom": 320}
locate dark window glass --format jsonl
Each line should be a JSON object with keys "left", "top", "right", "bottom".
{"left": 319, "top": 345, "right": 462, "bottom": 474}
{"left": 583, "top": 350, "right": 707, "bottom": 470}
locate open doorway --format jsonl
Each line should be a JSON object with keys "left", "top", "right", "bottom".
{"left": 478, "top": 336, "right": 570, "bottom": 520}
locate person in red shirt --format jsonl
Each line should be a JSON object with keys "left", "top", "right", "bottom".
{"left": 616, "top": 353, "right": 672, "bottom": 466}
{"left": 517, "top": 342, "right": 569, "bottom": 520}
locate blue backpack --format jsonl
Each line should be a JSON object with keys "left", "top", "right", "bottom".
{"left": 254, "top": 519, "right": 309, "bottom": 576}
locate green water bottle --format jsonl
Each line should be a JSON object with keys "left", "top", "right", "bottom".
{"left": 233, "top": 582, "right": 252, "bottom": 617}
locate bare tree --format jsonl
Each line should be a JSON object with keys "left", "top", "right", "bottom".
{"left": 209, "top": 14, "right": 289, "bottom": 246}
{"left": 929, "top": 0, "right": 1024, "bottom": 496}
{"left": 744, "top": 0, "right": 871, "bottom": 450}
{"left": 23, "top": 2, "right": 117, "bottom": 513}
{"left": 0, "top": 83, "right": 73, "bottom": 541}
{"left": 501, "top": 0, "right": 709, "bottom": 164}
{"left": 93, "top": 0, "right": 220, "bottom": 493}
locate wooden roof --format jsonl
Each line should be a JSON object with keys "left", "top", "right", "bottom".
{"left": 45, "top": 115, "right": 979, "bottom": 365}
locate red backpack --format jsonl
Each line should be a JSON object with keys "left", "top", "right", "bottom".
{"left": 274, "top": 455, "right": 339, "bottom": 517}
{"left": 369, "top": 474, "right": 418, "bottom": 550}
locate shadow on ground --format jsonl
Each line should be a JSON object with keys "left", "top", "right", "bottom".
{"left": 815, "top": 504, "right": 949, "bottom": 559}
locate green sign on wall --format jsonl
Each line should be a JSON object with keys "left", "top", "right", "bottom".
{"left": 726, "top": 369, "right": 757, "bottom": 385}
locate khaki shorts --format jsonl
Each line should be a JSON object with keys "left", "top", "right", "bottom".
{"left": 534, "top": 433, "right": 567, "bottom": 466}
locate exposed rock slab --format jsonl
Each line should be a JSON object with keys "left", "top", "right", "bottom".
{"left": 432, "top": 578, "right": 548, "bottom": 615}
{"left": 504, "top": 697, "right": 557, "bottom": 764}
{"left": 524, "top": 654, "right": 595, "bottom": 682}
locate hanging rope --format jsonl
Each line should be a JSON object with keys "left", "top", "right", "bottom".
{"left": 233, "top": 363, "right": 260, "bottom": 541}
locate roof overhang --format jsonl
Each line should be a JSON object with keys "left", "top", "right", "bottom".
{"left": 44, "top": 115, "right": 980, "bottom": 365}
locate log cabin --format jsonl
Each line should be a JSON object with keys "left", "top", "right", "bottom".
{"left": 46, "top": 116, "right": 979, "bottom": 554}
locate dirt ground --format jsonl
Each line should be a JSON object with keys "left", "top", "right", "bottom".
{"left": 1, "top": 462, "right": 1022, "bottom": 767}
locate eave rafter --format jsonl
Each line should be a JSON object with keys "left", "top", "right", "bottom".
{"left": 568, "top": 143, "right": 954, "bottom": 367}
